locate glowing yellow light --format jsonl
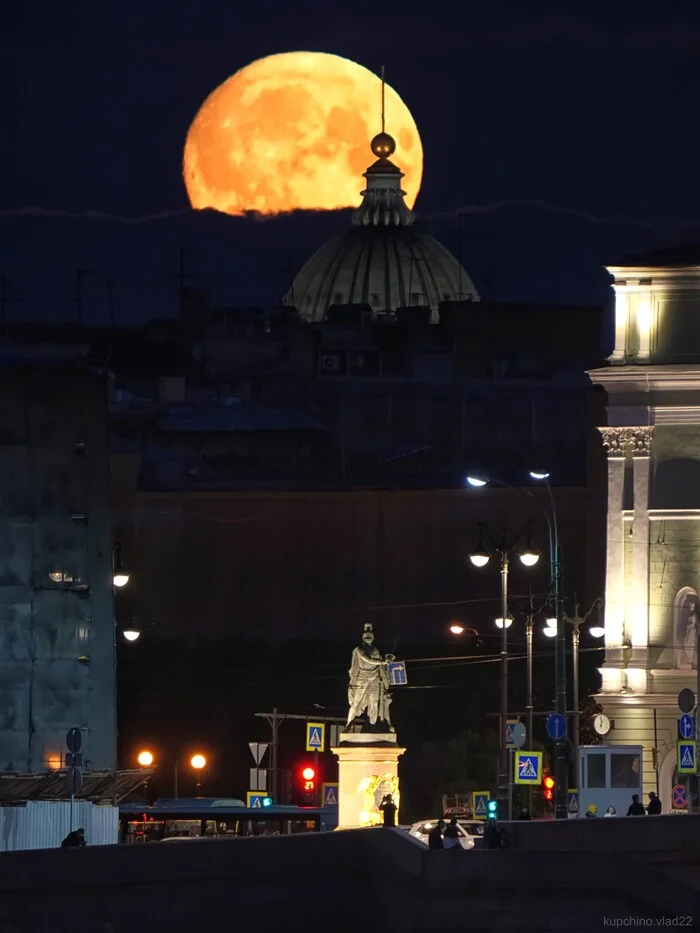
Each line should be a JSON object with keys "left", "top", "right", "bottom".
{"left": 137, "top": 750, "right": 154, "bottom": 767}
{"left": 449, "top": 623, "right": 465, "bottom": 635}
{"left": 183, "top": 51, "right": 423, "bottom": 217}
{"left": 637, "top": 298, "right": 652, "bottom": 337}
{"left": 46, "top": 754, "right": 62, "bottom": 771}
{"left": 190, "top": 754, "right": 206, "bottom": 770}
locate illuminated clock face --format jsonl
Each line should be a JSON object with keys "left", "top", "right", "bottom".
{"left": 593, "top": 714, "right": 611, "bottom": 736}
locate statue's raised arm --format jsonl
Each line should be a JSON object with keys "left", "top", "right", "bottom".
{"left": 346, "top": 624, "right": 395, "bottom": 732}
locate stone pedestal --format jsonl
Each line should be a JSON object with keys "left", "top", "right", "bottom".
{"left": 332, "top": 732, "right": 405, "bottom": 829}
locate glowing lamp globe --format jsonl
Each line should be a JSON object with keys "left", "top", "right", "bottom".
{"left": 495, "top": 618, "right": 513, "bottom": 629}
{"left": 543, "top": 618, "right": 557, "bottom": 637}
{"left": 469, "top": 551, "right": 490, "bottom": 568}
{"left": 191, "top": 754, "right": 207, "bottom": 770}
{"left": 466, "top": 475, "right": 487, "bottom": 488}
{"left": 113, "top": 571, "right": 130, "bottom": 588}
{"left": 449, "top": 623, "right": 465, "bottom": 635}
{"left": 123, "top": 630, "right": 140, "bottom": 642}
{"left": 137, "top": 750, "right": 154, "bottom": 767}
{"left": 519, "top": 548, "right": 540, "bottom": 567}
{"left": 589, "top": 626, "right": 606, "bottom": 638}
{"left": 529, "top": 470, "right": 551, "bottom": 480}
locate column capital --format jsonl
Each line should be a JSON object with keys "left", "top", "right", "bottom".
{"left": 598, "top": 426, "right": 630, "bottom": 458}
{"left": 628, "top": 426, "right": 654, "bottom": 457}
{"left": 598, "top": 426, "right": 654, "bottom": 457}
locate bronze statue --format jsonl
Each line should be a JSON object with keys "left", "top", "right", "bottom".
{"left": 347, "top": 624, "right": 395, "bottom": 730}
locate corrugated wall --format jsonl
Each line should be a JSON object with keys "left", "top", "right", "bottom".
{"left": 0, "top": 800, "right": 118, "bottom": 851}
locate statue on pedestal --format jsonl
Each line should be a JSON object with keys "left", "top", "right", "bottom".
{"left": 346, "top": 624, "right": 395, "bottom": 731}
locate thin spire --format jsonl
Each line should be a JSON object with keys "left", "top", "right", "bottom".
{"left": 381, "top": 65, "right": 386, "bottom": 135}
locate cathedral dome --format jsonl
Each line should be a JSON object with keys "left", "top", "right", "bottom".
{"left": 283, "top": 134, "right": 479, "bottom": 323}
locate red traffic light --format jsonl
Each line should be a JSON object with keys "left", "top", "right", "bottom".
{"left": 300, "top": 765, "right": 316, "bottom": 791}
{"left": 543, "top": 775, "right": 555, "bottom": 800}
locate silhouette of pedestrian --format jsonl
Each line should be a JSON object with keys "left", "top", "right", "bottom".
{"left": 428, "top": 819, "right": 445, "bottom": 849}
{"left": 646, "top": 792, "right": 661, "bottom": 815}
{"left": 379, "top": 793, "right": 397, "bottom": 827}
{"left": 61, "top": 828, "right": 86, "bottom": 847}
{"left": 626, "top": 794, "right": 645, "bottom": 816}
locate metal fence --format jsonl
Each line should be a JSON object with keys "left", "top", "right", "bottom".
{"left": 0, "top": 800, "right": 118, "bottom": 851}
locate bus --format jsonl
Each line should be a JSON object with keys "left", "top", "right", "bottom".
{"left": 119, "top": 798, "right": 337, "bottom": 843}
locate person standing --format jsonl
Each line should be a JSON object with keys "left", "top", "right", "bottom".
{"left": 442, "top": 818, "right": 461, "bottom": 849}
{"left": 379, "top": 793, "right": 397, "bottom": 827}
{"left": 428, "top": 819, "right": 445, "bottom": 849}
{"left": 646, "top": 792, "right": 662, "bottom": 815}
{"left": 626, "top": 794, "right": 646, "bottom": 816}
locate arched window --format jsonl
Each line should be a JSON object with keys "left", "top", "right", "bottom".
{"left": 673, "top": 586, "right": 698, "bottom": 670}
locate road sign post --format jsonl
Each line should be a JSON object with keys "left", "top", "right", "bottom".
{"left": 546, "top": 713, "right": 567, "bottom": 742}
{"left": 306, "top": 723, "right": 325, "bottom": 752}
{"left": 472, "top": 791, "right": 491, "bottom": 819}
{"left": 679, "top": 715, "right": 695, "bottom": 741}
{"left": 387, "top": 661, "right": 408, "bottom": 686}
{"left": 678, "top": 741, "right": 696, "bottom": 774}
{"left": 514, "top": 751, "right": 542, "bottom": 785}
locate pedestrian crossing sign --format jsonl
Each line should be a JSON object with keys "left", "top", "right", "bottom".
{"left": 678, "top": 740, "right": 696, "bottom": 774}
{"left": 472, "top": 791, "right": 490, "bottom": 819}
{"left": 567, "top": 790, "right": 579, "bottom": 815}
{"left": 514, "top": 751, "right": 542, "bottom": 785}
{"left": 505, "top": 720, "right": 520, "bottom": 748}
{"left": 322, "top": 783, "right": 339, "bottom": 807}
{"left": 306, "top": 722, "right": 326, "bottom": 752}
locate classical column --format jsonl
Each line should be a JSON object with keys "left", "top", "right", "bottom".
{"left": 609, "top": 288, "right": 628, "bottom": 364}
{"left": 599, "top": 427, "right": 628, "bottom": 686}
{"left": 628, "top": 427, "right": 653, "bottom": 682}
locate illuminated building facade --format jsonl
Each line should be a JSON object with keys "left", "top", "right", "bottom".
{"left": 0, "top": 358, "right": 116, "bottom": 772}
{"left": 589, "top": 244, "right": 700, "bottom": 805}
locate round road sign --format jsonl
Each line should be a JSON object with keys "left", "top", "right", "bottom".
{"left": 511, "top": 722, "right": 526, "bottom": 748}
{"left": 546, "top": 713, "right": 567, "bottom": 741}
{"left": 678, "top": 688, "right": 695, "bottom": 714}
{"left": 672, "top": 784, "right": 688, "bottom": 809}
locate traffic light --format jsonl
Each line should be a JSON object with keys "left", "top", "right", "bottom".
{"left": 262, "top": 796, "right": 273, "bottom": 807}
{"left": 486, "top": 799, "right": 499, "bottom": 821}
{"left": 298, "top": 764, "right": 317, "bottom": 805}
{"left": 301, "top": 766, "right": 316, "bottom": 791}
{"left": 543, "top": 775, "right": 555, "bottom": 801}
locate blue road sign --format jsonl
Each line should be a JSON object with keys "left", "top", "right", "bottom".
{"left": 546, "top": 713, "right": 567, "bottom": 741}
{"left": 672, "top": 784, "right": 688, "bottom": 809}
{"left": 514, "top": 751, "right": 542, "bottom": 785}
{"left": 387, "top": 661, "right": 408, "bottom": 686}
{"left": 246, "top": 792, "right": 270, "bottom": 808}
{"left": 505, "top": 720, "right": 521, "bottom": 748}
{"left": 679, "top": 714, "right": 695, "bottom": 741}
{"left": 472, "top": 792, "right": 490, "bottom": 819}
{"left": 567, "top": 790, "right": 579, "bottom": 815}
{"left": 678, "top": 741, "right": 697, "bottom": 774}
{"left": 306, "top": 722, "right": 325, "bottom": 752}
{"left": 322, "top": 783, "right": 339, "bottom": 807}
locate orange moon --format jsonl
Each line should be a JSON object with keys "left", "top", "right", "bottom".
{"left": 183, "top": 51, "right": 423, "bottom": 217}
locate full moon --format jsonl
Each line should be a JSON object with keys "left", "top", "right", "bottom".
{"left": 183, "top": 52, "right": 423, "bottom": 217}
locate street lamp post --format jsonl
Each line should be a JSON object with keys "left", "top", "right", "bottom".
{"left": 525, "top": 597, "right": 534, "bottom": 814}
{"left": 469, "top": 523, "right": 539, "bottom": 819}
{"left": 544, "top": 600, "right": 604, "bottom": 796}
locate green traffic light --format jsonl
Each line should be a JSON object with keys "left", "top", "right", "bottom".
{"left": 487, "top": 800, "right": 498, "bottom": 820}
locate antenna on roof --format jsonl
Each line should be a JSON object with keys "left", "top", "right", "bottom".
{"left": 381, "top": 65, "right": 386, "bottom": 135}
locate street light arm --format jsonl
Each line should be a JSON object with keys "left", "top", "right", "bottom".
{"left": 484, "top": 476, "right": 555, "bottom": 567}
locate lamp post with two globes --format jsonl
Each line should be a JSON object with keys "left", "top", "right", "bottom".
{"left": 137, "top": 750, "right": 208, "bottom": 797}
{"left": 467, "top": 470, "right": 570, "bottom": 820}
{"left": 468, "top": 522, "right": 540, "bottom": 820}
{"left": 543, "top": 599, "right": 604, "bottom": 792}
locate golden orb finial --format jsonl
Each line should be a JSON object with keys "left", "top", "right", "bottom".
{"left": 371, "top": 132, "right": 396, "bottom": 159}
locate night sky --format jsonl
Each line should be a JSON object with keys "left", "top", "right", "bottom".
{"left": 3, "top": 1, "right": 700, "bottom": 330}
